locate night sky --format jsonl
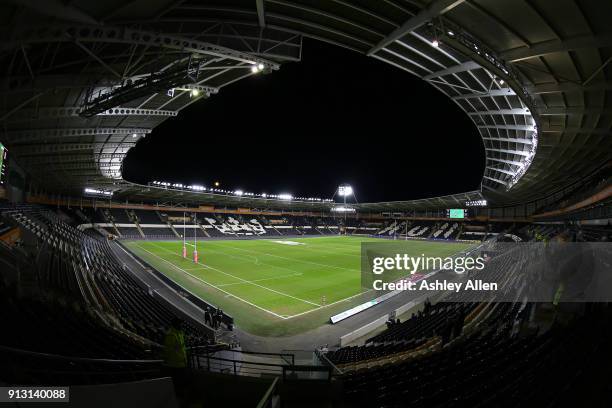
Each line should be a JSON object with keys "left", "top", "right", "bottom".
{"left": 123, "top": 39, "right": 483, "bottom": 203}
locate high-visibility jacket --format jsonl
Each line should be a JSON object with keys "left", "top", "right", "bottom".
{"left": 163, "top": 328, "right": 188, "bottom": 368}
{"left": 553, "top": 283, "right": 565, "bottom": 306}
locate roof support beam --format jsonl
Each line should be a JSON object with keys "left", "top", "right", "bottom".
{"left": 541, "top": 127, "right": 611, "bottom": 135}
{"left": 538, "top": 107, "right": 612, "bottom": 116}
{"left": 452, "top": 88, "right": 516, "bottom": 99}
{"left": 3, "top": 127, "right": 151, "bottom": 143}
{"left": 478, "top": 124, "right": 536, "bottom": 131}
{"left": 486, "top": 166, "right": 515, "bottom": 176}
{"left": 367, "top": 0, "right": 467, "bottom": 55}
{"left": 380, "top": 48, "right": 433, "bottom": 74}
{"left": 370, "top": 54, "right": 421, "bottom": 77}
{"left": 11, "top": 142, "right": 136, "bottom": 155}
{"left": 468, "top": 108, "right": 531, "bottom": 116}
{"left": 3, "top": 106, "right": 177, "bottom": 121}
{"left": 256, "top": 0, "right": 266, "bottom": 27}
{"left": 72, "top": 40, "right": 122, "bottom": 79}
{"left": 486, "top": 157, "right": 524, "bottom": 167}
{"left": 483, "top": 137, "right": 534, "bottom": 145}
{"left": 483, "top": 175, "right": 508, "bottom": 186}
{"left": 4, "top": 25, "right": 278, "bottom": 69}
{"left": 501, "top": 33, "right": 612, "bottom": 62}
{"left": 486, "top": 148, "right": 530, "bottom": 157}
{"left": 526, "top": 80, "right": 612, "bottom": 94}
{"left": 5, "top": 0, "right": 98, "bottom": 24}
{"left": 423, "top": 61, "right": 480, "bottom": 80}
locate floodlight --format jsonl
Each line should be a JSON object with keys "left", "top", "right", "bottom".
{"left": 235, "top": 190, "right": 244, "bottom": 196}
{"left": 251, "top": 65, "right": 259, "bottom": 73}
{"left": 432, "top": 40, "right": 440, "bottom": 47}
{"left": 258, "top": 63, "right": 265, "bottom": 70}
{"left": 84, "top": 188, "right": 112, "bottom": 197}
{"left": 214, "top": 181, "right": 220, "bottom": 187}
{"left": 338, "top": 185, "right": 353, "bottom": 197}
{"left": 331, "top": 206, "right": 355, "bottom": 213}
{"left": 499, "top": 79, "right": 505, "bottom": 85}
{"left": 278, "top": 194, "right": 292, "bottom": 200}
{"left": 132, "top": 133, "right": 138, "bottom": 138}
{"left": 191, "top": 89, "right": 199, "bottom": 97}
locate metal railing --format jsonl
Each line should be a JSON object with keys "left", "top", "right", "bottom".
{"left": 0, "top": 345, "right": 163, "bottom": 385}
{"left": 190, "top": 348, "right": 332, "bottom": 381}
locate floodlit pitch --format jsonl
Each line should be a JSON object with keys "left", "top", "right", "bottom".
{"left": 124, "top": 236, "right": 473, "bottom": 336}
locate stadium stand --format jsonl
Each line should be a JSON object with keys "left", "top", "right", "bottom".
{"left": 339, "top": 309, "right": 612, "bottom": 408}
{"left": 1, "top": 205, "right": 212, "bottom": 349}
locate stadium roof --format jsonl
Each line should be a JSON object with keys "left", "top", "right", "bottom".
{"left": 1, "top": 0, "right": 611, "bottom": 210}
{"left": 114, "top": 181, "right": 484, "bottom": 211}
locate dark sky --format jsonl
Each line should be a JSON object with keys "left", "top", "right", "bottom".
{"left": 123, "top": 39, "right": 484, "bottom": 203}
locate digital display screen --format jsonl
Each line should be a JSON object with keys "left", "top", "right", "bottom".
{"left": 448, "top": 209, "right": 466, "bottom": 219}
{"left": 0, "top": 142, "right": 7, "bottom": 185}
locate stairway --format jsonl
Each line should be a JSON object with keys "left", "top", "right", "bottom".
{"left": 127, "top": 210, "right": 145, "bottom": 239}
{"left": 167, "top": 221, "right": 181, "bottom": 238}
{"left": 197, "top": 220, "right": 211, "bottom": 238}
{"left": 103, "top": 209, "right": 122, "bottom": 237}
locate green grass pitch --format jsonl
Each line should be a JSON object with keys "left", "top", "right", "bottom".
{"left": 123, "top": 236, "right": 473, "bottom": 337}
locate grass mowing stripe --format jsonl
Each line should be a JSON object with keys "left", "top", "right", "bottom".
{"left": 260, "top": 239, "right": 364, "bottom": 257}
{"left": 184, "top": 244, "right": 310, "bottom": 276}
{"left": 125, "top": 237, "right": 475, "bottom": 336}
{"left": 204, "top": 241, "right": 361, "bottom": 273}
{"left": 149, "top": 242, "right": 322, "bottom": 307}
{"left": 217, "top": 272, "right": 303, "bottom": 288}
{"left": 134, "top": 243, "right": 289, "bottom": 319}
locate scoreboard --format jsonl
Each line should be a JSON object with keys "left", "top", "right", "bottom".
{"left": 447, "top": 209, "right": 467, "bottom": 219}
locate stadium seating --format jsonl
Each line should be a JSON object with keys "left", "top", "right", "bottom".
{"left": 1, "top": 206, "right": 211, "bottom": 349}
{"left": 110, "top": 208, "right": 131, "bottom": 223}
{"left": 45, "top": 206, "right": 611, "bottom": 245}
{"left": 340, "top": 307, "right": 611, "bottom": 408}
{"left": 134, "top": 209, "right": 164, "bottom": 224}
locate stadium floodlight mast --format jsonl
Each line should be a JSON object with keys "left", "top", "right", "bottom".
{"left": 337, "top": 184, "right": 354, "bottom": 229}
{"left": 193, "top": 212, "right": 198, "bottom": 263}
{"left": 182, "top": 212, "right": 187, "bottom": 259}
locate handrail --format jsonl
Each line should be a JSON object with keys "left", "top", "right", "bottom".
{"left": 315, "top": 349, "right": 344, "bottom": 375}
{"left": 194, "top": 348, "right": 295, "bottom": 365}
{"left": 191, "top": 352, "right": 331, "bottom": 380}
{"left": 0, "top": 344, "right": 162, "bottom": 365}
{"left": 197, "top": 355, "right": 286, "bottom": 369}
{"left": 256, "top": 377, "right": 279, "bottom": 408}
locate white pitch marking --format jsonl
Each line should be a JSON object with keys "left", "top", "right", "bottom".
{"left": 150, "top": 243, "right": 322, "bottom": 308}
{"left": 217, "top": 272, "right": 303, "bottom": 287}
{"left": 135, "top": 244, "right": 289, "bottom": 320}
{"left": 205, "top": 241, "right": 361, "bottom": 273}
{"left": 284, "top": 289, "right": 373, "bottom": 319}
{"left": 183, "top": 244, "right": 304, "bottom": 276}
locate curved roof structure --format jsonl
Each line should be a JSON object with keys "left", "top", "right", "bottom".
{"left": 1, "top": 0, "right": 610, "bottom": 210}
